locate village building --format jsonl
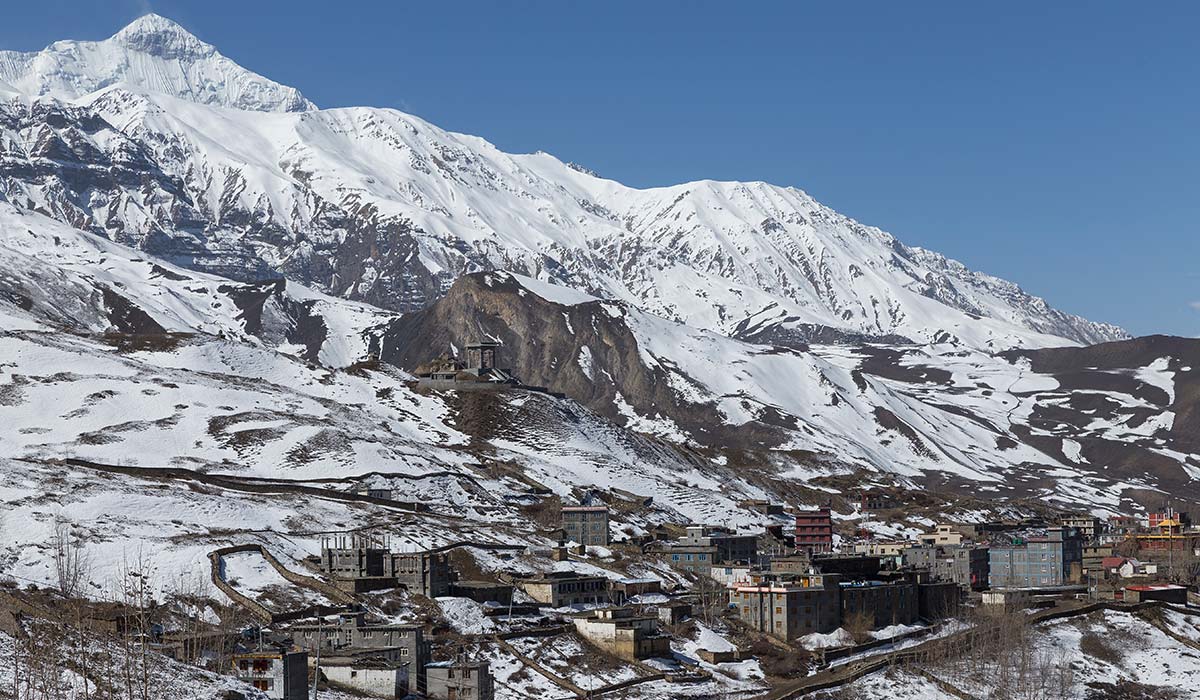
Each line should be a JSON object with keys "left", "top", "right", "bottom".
{"left": 729, "top": 571, "right": 842, "bottom": 641}
{"left": 320, "top": 652, "right": 408, "bottom": 698}
{"left": 839, "top": 578, "right": 919, "bottom": 629}
{"left": 661, "top": 525, "right": 758, "bottom": 575}
{"left": 415, "top": 341, "right": 519, "bottom": 391}
{"left": 571, "top": 607, "right": 672, "bottom": 661}
{"left": 917, "top": 581, "right": 961, "bottom": 620}
{"left": 1148, "top": 509, "right": 1191, "bottom": 530}
{"left": 1081, "top": 544, "right": 1114, "bottom": 576}
{"left": 289, "top": 615, "right": 429, "bottom": 695}
{"left": 812, "top": 554, "right": 882, "bottom": 577}
{"left": 769, "top": 554, "right": 813, "bottom": 576}
{"left": 1059, "top": 514, "right": 1102, "bottom": 543}
{"left": 902, "top": 544, "right": 989, "bottom": 590}
{"left": 981, "top": 589, "right": 1031, "bottom": 613}
{"left": 561, "top": 505, "right": 611, "bottom": 546}
{"left": 853, "top": 540, "right": 908, "bottom": 558}
{"left": 609, "top": 577, "right": 662, "bottom": 604}
{"left": 709, "top": 563, "right": 754, "bottom": 587}
{"left": 518, "top": 571, "right": 609, "bottom": 608}
{"left": 448, "top": 581, "right": 513, "bottom": 606}
{"left": 917, "top": 524, "right": 965, "bottom": 546}
{"left": 656, "top": 601, "right": 693, "bottom": 626}
{"left": 1124, "top": 583, "right": 1188, "bottom": 604}
{"left": 232, "top": 649, "right": 308, "bottom": 700}
{"left": 988, "top": 527, "right": 1083, "bottom": 589}
{"left": 739, "top": 499, "right": 786, "bottom": 516}
{"left": 859, "top": 490, "right": 897, "bottom": 511}
{"left": 794, "top": 507, "right": 834, "bottom": 554}
{"left": 319, "top": 535, "right": 451, "bottom": 597}
{"left": 425, "top": 661, "right": 495, "bottom": 700}
{"left": 353, "top": 484, "right": 394, "bottom": 501}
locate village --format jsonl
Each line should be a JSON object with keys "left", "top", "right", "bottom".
{"left": 2, "top": 342, "right": 1199, "bottom": 700}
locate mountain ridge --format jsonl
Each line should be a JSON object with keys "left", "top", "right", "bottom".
{"left": 0, "top": 14, "right": 1127, "bottom": 351}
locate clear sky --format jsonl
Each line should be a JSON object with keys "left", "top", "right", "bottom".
{"left": 3, "top": 1, "right": 1197, "bottom": 337}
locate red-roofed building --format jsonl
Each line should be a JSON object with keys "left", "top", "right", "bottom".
{"left": 1123, "top": 584, "right": 1187, "bottom": 604}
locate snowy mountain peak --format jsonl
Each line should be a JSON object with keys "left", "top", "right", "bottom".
{"left": 0, "top": 13, "right": 314, "bottom": 112}
{"left": 109, "top": 13, "right": 213, "bottom": 59}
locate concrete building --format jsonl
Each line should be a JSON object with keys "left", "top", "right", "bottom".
{"left": 709, "top": 563, "right": 753, "bottom": 587}
{"left": 1124, "top": 584, "right": 1188, "bottom": 604}
{"left": 663, "top": 525, "right": 758, "bottom": 575}
{"left": 448, "top": 581, "right": 513, "bottom": 606}
{"left": 319, "top": 536, "right": 451, "bottom": 597}
{"left": 1081, "top": 544, "right": 1113, "bottom": 576}
{"left": 571, "top": 607, "right": 671, "bottom": 661}
{"left": 414, "top": 340, "right": 519, "bottom": 391}
{"left": 518, "top": 571, "right": 609, "bottom": 607}
{"left": 839, "top": 579, "right": 918, "bottom": 629}
{"left": 609, "top": 578, "right": 662, "bottom": 604}
{"left": 233, "top": 649, "right": 308, "bottom": 700}
{"left": 320, "top": 653, "right": 407, "bottom": 698}
{"left": 988, "top": 527, "right": 1083, "bottom": 589}
{"left": 981, "top": 589, "right": 1030, "bottom": 612}
{"left": 917, "top": 582, "right": 960, "bottom": 620}
{"left": 561, "top": 505, "right": 611, "bottom": 546}
{"left": 918, "top": 524, "right": 965, "bottom": 546}
{"left": 859, "top": 491, "right": 897, "bottom": 511}
{"left": 729, "top": 572, "right": 842, "bottom": 641}
{"left": 794, "top": 508, "right": 834, "bottom": 554}
{"left": 1060, "top": 515, "right": 1101, "bottom": 543}
{"left": 769, "top": 555, "right": 813, "bottom": 576}
{"left": 290, "top": 616, "right": 429, "bottom": 695}
{"left": 657, "top": 601, "right": 693, "bottom": 626}
{"left": 902, "top": 545, "right": 989, "bottom": 590}
{"left": 425, "top": 661, "right": 494, "bottom": 700}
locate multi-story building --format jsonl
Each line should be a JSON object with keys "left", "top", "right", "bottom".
{"left": 562, "top": 505, "right": 611, "bottom": 546}
{"left": 839, "top": 579, "right": 919, "bottom": 629}
{"left": 1081, "top": 544, "right": 1113, "bottom": 576}
{"left": 319, "top": 537, "right": 451, "bottom": 597}
{"left": 571, "top": 607, "right": 672, "bottom": 660}
{"left": 426, "top": 661, "right": 495, "bottom": 700}
{"left": 729, "top": 571, "right": 842, "bottom": 641}
{"left": 290, "top": 615, "right": 430, "bottom": 695}
{"left": 518, "top": 571, "right": 609, "bottom": 607}
{"left": 794, "top": 508, "right": 833, "bottom": 554}
{"left": 1148, "top": 509, "right": 1191, "bottom": 530}
{"left": 918, "top": 524, "right": 964, "bottom": 546}
{"left": 1060, "top": 514, "right": 1101, "bottom": 543}
{"left": 232, "top": 649, "right": 308, "bottom": 700}
{"left": 320, "top": 653, "right": 407, "bottom": 698}
{"left": 709, "top": 563, "right": 754, "bottom": 586}
{"left": 662, "top": 525, "right": 758, "bottom": 574}
{"left": 988, "top": 527, "right": 1082, "bottom": 588}
{"left": 902, "top": 545, "right": 989, "bottom": 590}
{"left": 859, "top": 491, "right": 897, "bottom": 511}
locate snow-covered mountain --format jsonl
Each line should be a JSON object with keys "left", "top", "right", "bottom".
{"left": 1, "top": 14, "right": 1187, "bottom": 514}
{"left": 0, "top": 14, "right": 312, "bottom": 112}
{"left": 0, "top": 14, "right": 1125, "bottom": 351}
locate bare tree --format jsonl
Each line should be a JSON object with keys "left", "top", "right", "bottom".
{"left": 52, "top": 519, "right": 90, "bottom": 599}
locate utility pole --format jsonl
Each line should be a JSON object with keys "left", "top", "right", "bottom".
{"left": 311, "top": 613, "right": 321, "bottom": 700}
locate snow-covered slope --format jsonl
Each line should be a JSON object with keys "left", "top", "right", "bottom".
{"left": 0, "top": 14, "right": 312, "bottom": 112}
{"left": 387, "top": 272, "right": 1200, "bottom": 511}
{"left": 0, "top": 15, "right": 1125, "bottom": 350}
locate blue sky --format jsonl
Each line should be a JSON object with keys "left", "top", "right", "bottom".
{"left": 3, "top": 1, "right": 1197, "bottom": 337}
